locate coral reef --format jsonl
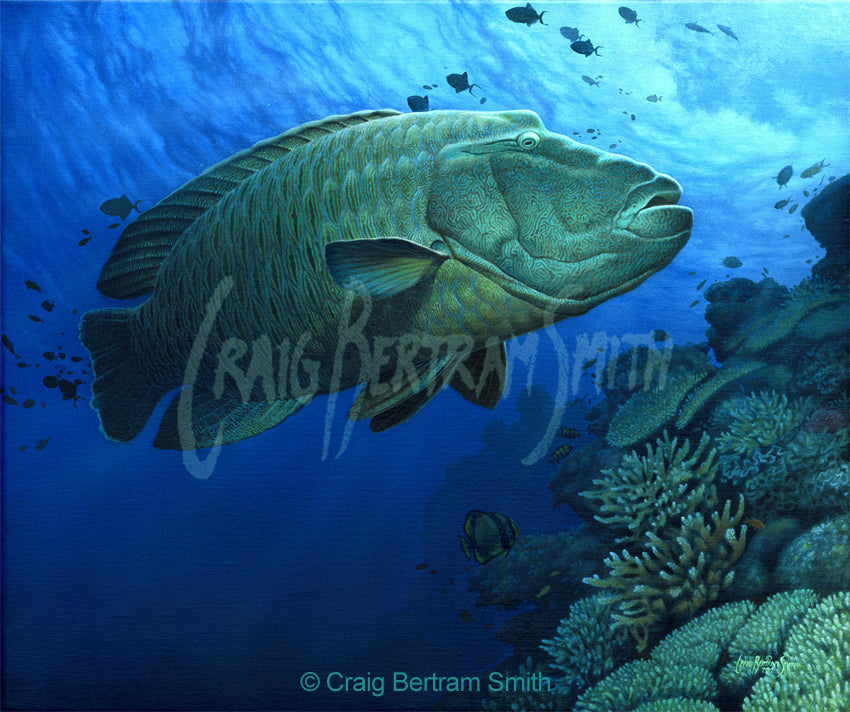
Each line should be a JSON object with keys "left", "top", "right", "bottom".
{"left": 605, "top": 371, "right": 707, "bottom": 447}
{"left": 570, "top": 591, "right": 846, "bottom": 712}
{"left": 582, "top": 432, "right": 718, "bottom": 546}
{"left": 675, "top": 360, "right": 765, "bottom": 429}
{"left": 584, "top": 495, "right": 747, "bottom": 650}
{"left": 715, "top": 391, "right": 811, "bottom": 457}
{"left": 540, "top": 594, "right": 634, "bottom": 698}
{"left": 481, "top": 656, "right": 568, "bottom": 712}
{"left": 718, "top": 589, "right": 819, "bottom": 696}
{"left": 800, "top": 173, "right": 849, "bottom": 284}
{"left": 774, "top": 515, "right": 850, "bottom": 592}
{"left": 742, "top": 592, "right": 850, "bottom": 712}
{"left": 468, "top": 528, "right": 608, "bottom": 610}
{"left": 574, "top": 601, "right": 754, "bottom": 711}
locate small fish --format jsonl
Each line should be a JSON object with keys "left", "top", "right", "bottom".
{"left": 459, "top": 510, "right": 519, "bottom": 565}
{"left": 571, "top": 39, "right": 602, "bottom": 57}
{"left": 108, "top": 223, "right": 120, "bottom": 229}
{"left": 803, "top": 190, "right": 809, "bottom": 197}
{"left": 22, "top": 398, "right": 35, "bottom": 408}
{"left": 581, "top": 75, "right": 601, "bottom": 87}
{"left": 70, "top": 356, "right": 84, "bottom": 363}
{"left": 505, "top": 3, "right": 547, "bottom": 26}
{"left": 549, "top": 571, "right": 559, "bottom": 577}
{"left": 788, "top": 203, "right": 798, "bottom": 214}
{"left": 82, "top": 229, "right": 90, "bottom": 235}
{"left": 745, "top": 517, "right": 765, "bottom": 530}
{"left": 41, "top": 299, "right": 55, "bottom": 312}
{"left": 24, "top": 280, "right": 41, "bottom": 292}
{"left": 28, "top": 315, "right": 44, "bottom": 323}
{"left": 688, "top": 300, "right": 700, "bottom": 308}
{"left": 415, "top": 562, "right": 428, "bottom": 570}
{"left": 549, "top": 443, "right": 572, "bottom": 464}
{"left": 557, "top": 426, "right": 580, "bottom": 439}
{"left": 58, "top": 378, "right": 82, "bottom": 405}
{"left": 774, "top": 197, "right": 792, "bottom": 209}
{"left": 696, "top": 279, "right": 706, "bottom": 290}
{"left": 3, "top": 394, "right": 18, "bottom": 405}
{"left": 43, "top": 351, "right": 55, "bottom": 361}
{"left": 19, "top": 445, "right": 26, "bottom": 452}
{"left": 559, "top": 26, "right": 583, "bottom": 42}
{"left": 722, "top": 256, "right": 742, "bottom": 268}
{"left": 586, "top": 128, "right": 596, "bottom": 134}
{"left": 582, "top": 358, "right": 597, "bottom": 370}
{"left": 458, "top": 610, "right": 473, "bottom": 623}
{"left": 407, "top": 95, "right": 429, "bottom": 113}
{"left": 422, "top": 85, "right": 433, "bottom": 90}
{"left": 775, "top": 164, "right": 793, "bottom": 189}
{"left": 716, "top": 24, "right": 738, "bottom": 41}
{"left": 99, "top": 194, "right": 145, "bottom": 221}
{"left": 446, "top": 72, "right": 481, "bottom": 96}
{"left": 429, "top": 569, "right": 438, "bottom": 574}
{"left": 17, "top": 362, "right": 29, "bottom": 368}
{"left": 685, "top": 22, "right": 713, "bottom": 34}
{"left": 2, "top": 334, "right": 21, "bottom": 358}
{"left": 78, "top": 237, "right": 92, "bottom": 246}
{"left": 535, "top": 584, "right": 552, "bottom": 598}
{"left": 651, "top": 329, "right": 670, "bottom": 341}
{"left": 800, "top": 159, "right": 829, "bottom": 179}
{"left": 618, "top": 6, "right": 642, "bottom": 26}
{"left": 36, "top": 437, "right": 50, "bottom": 451}
{"left": 630, "top": 113, "right": 636, "bottom": 121}
{"left": 646, "top": 94, "right": 662, "bottom": 103}
{"left": 783, "top": 234, "right": 790, "bottom": 239}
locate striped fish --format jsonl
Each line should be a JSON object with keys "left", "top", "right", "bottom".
{"left": 459, "top": 510, "right": 519, "bottom": 564}
{"left": 80, "top": 109, "right": 692, "bottom": 450}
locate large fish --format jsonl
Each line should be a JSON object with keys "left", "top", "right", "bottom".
{"left": 80, "top": 109, "right": 692, "bottom": 450}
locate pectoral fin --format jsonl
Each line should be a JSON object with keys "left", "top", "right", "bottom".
{"left": 325, "top": 237, "right": 449, "bottom": 298}
{"left": 450, "top": 342, "right": 507, "bottom": 410}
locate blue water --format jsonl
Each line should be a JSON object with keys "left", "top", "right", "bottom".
{"left": 1, "top": 1, "right": 848, "bottom": 710}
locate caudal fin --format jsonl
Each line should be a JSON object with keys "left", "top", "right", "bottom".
{"left": 79, "top": 307, "right": 169, "bottom": 443}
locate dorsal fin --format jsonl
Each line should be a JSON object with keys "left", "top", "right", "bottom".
{"left": 97, "top": 109, "right": 402, "bottom": 299}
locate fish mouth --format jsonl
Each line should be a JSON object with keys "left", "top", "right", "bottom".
{"left": 616, "top": 175, "right": 694, "bottom": 239}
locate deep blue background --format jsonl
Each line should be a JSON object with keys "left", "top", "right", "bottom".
{"left": 2, "top": 1, "right": 848, "bottom": 710}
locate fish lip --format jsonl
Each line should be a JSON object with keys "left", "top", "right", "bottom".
{"left": 616, "top": 175, "right": 693, "bottom": 237}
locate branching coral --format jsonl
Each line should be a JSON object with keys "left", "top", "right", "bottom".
{"left": 716, "top": 391, "right": 811, "bottom": 457}
{"left": 606, "top": 371, "right": 708, "bottom": 447}
{"left": 540, "top": 594, "right": 634, "bottom": 695}
{"left": 718, "top": 590, "right": 819, "bottom": 696}
{"left": 574, "top": 592, "right": 845, "bottom": 712}
{"left": 582, "top": 432, "right": 719, "bottom": 546}
{"left": 742, "top": 592, "right": 850, "bottom": 712}
{"left": 583, "top": 496, "right": 747, "bottom": 650}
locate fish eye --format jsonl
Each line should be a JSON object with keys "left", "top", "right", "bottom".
{"left": 516, "top": 131, "right": 541, "bottom": 150}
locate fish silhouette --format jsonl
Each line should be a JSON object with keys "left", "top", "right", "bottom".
{"left": 407, "top": 95, "right": 429, "bottom": 113}
{"left": 618, "top": 6, "right": 642, "bottom": 26}
{"left": 685, "top": 22, "right": 713, "bottom": 35}
{"left": 505, "top": 3, "right": 547, "bottom": 26}
{"left": 446, "top": 72, "right": 481, "bottom": 96}
{"left": 99, "top": 194, "right": 145, "bottom": 221}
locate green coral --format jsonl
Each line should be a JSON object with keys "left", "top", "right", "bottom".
{"left": 725, "top": 278, "right": 845, "bottom": 353}
{"left": 482, "top": 656, "right": 568, "bottom": 712}
{"left": 716, "top": 391, "right": 811, "bottom": 456}
{"left": 606, "top": 371, "right": 708, "bottom": 447}
{"left": 743, "top": 592, "right": 850, "bottom": 712}
{"left": 675, "top": 360, "right": 765, "bottom": 428}
{"left": 631, "top": 699, "right": 720, "bottom": 712}
{"left": 581, "top": 432, "right": 719, "bottom": 546}
{"left": 540, "top": 594, "right": 634, "bottom": 693}
{"left": 584, "top": 496, "right": 747, "bottom": 650}
{"left": 775, "top": 516, "right": 850, "bottom": 592}
{"left": 574, "top": 592, "right": 847, "bottom": 712}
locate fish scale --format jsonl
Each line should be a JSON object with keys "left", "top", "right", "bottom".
{"left": 81, "top": 109, "right": 691, "bottom": 449}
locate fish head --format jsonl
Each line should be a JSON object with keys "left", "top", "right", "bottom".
{"left": 427, "top": 110, "right": 693, "bottom": 316}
